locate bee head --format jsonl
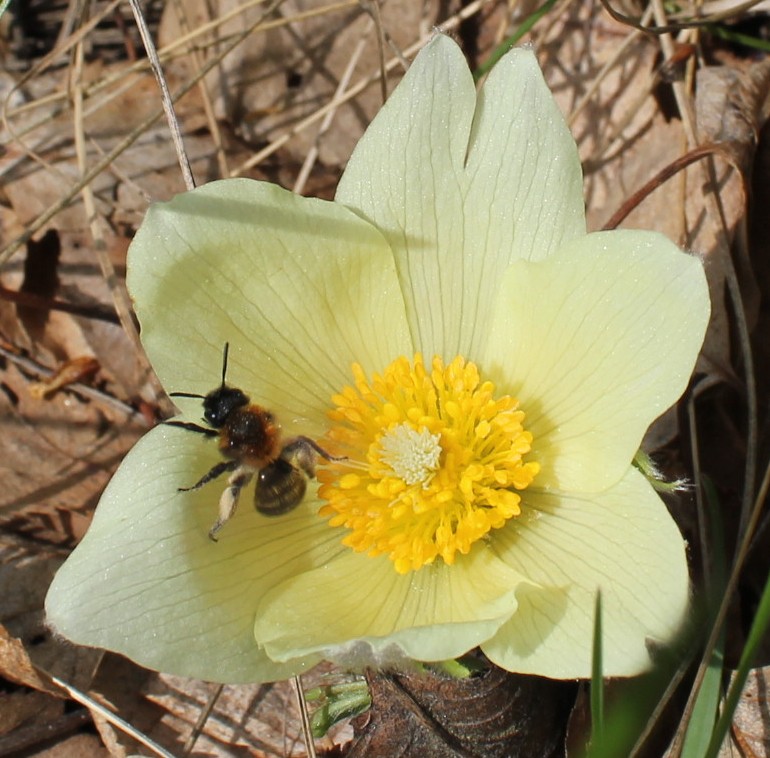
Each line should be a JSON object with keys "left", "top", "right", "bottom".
{"left": 202, "top": 386, "right": 249, "bottom": 427}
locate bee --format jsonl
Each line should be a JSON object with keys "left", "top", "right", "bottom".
{"left": 166, "top": 343, "right": 338, "bottom": 541}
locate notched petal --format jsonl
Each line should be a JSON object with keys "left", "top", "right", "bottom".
{"left": 337, "top": 35, "right": 585, "bottom": 360}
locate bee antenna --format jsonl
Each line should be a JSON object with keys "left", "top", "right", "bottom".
{"left": 221, "top": 342, "right": 230, "bottom": 388}
{"left": 169, "top": 391, "right": 205, "bottom": 399}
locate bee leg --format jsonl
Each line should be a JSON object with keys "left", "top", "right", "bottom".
{"left": 209, "top": 466, "right": 254, "bottom": 541}
{"left": 280, "top": 436, "right": 346, "bottom": 478}
{"left": 179, "top": 459, "right": 239, "bottom": 492}
{"left": 166, "top": 420, "right": 219, "bottom": 438}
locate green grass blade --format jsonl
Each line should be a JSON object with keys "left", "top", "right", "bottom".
{"left": 707, "top": 23, "right": 770, "bottom": 53}
{"left": 680, "top": 478, "right": 726, "bottom": 758}
{"left": 590, "top": 591, "right": 605, "bottom": 751}
{"left": 703, "top": 563, "right": 770, "bottom": 758}
{"left": 473, "top": 0, "right": 558, "bottom": 81}
{"left": 680, "top": 645, "right": 724, "bottom": 758}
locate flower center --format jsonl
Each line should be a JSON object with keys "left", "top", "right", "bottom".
{"left": 317, "top": 354, "right": 539, "bottom": 574}
{"left": 378, "top": 424, "right": 441, "bottom": 486}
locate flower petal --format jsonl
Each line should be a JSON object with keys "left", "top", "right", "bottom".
{"left": 254, "top": 547, "right": 527, "bottom": 663}
{"left": 127, "top": 178, "right": 411, "bottom": 438}
{"left": 482, "top": 467, "right": 689, "bottom": 678}
{"left": 482, "top": 230, "right": 710, "bottom": 492}
{"left": 45, "top": 424, "right": 350, "bottom": 683}
{"left": 336, "top": 35, "right": 585, "bottom": 360}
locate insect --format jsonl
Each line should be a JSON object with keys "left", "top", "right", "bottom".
{"left": 166, "top": 343, "right": 338, "bottom": 541}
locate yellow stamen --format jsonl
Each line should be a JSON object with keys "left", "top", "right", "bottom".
{"left": 318, "top": 355, "right": 539, "bottom": 574}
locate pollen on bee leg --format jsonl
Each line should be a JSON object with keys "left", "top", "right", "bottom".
{"left": 317, "top": 354, "right": 539, "bottom": 573}
{"left": 209, "top": 466, "right": 254, "bottom": 541}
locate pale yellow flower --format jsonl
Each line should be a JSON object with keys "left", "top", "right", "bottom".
{"left": 45, "top": 35, "right": 709, "bottom": 684}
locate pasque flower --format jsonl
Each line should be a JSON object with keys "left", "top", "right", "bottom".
{"left": 46, "top": 35, "right": 709, "bottom": 683}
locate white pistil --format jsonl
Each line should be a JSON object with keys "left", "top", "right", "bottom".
{"left": 378, "top": 423, "right": 442, "bottom": 486}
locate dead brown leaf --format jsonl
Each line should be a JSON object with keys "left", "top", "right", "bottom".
{"left": 143, "top": 663, "right": 352, "bottom": 757}
{"left": 0, "top": 692, "right": 99, "bottom": 757}
{"left": 28, "top": 356, "right": 101, "bottom": 399}
{"left": 0, "top": 690, "right": 57, "bottom": 736}
{"left": 0, "top": 357, "right": 142, "bottom": 547}
{"left": 0, "top": 622, "right": 60, "bottom": 696}
{"left": 718, "top": 668, "right": 770, "bottom": 758}
{"left": 29, "top": 732, "right": 111, "bottom": 758}
{"left": 346, "top": 667, "right": 575, "bottom": 758}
